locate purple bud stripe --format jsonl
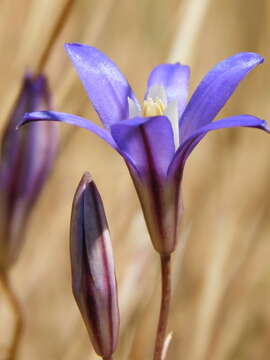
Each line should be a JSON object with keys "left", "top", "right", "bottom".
{"left": 87, "top": 183, "right": 115, "bottom": 355}
{"left": 79, "top": 185, "right": 102, "bottom": 352}
{"left": 139, "top": 126, "right": 166, "bottom": 241}
{"left": 81, "top": 189, "right": 104, "bottom": 353}
{"left": 82, "top": 243, "right": 104, "bottom": 353}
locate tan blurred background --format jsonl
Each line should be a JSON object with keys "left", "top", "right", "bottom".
{"left": 1, "top": 0, "right": 270, "bottom": 359}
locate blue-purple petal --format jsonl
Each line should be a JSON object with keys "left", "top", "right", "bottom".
{"left": 169, "top": 115, "right": 270, "bottom": 178}
{"left": 179, "top": 53, "right": 264, "bottom": 141}
{"left": 23, "top": 111, "right": 118, "bottom": 149}
{"left": 111, "top": 116, "right": 178, "bottom": 254}
{"left": 65, "top": 43, "right": 137, "bottom": 128}
{"left": 22, "top": 111, "right": 140, "bottom": 173}
{"left": 146, "top": 63, "right": 190, "bottom": 117}
{"left": 111, "top": 116, "right": 175, "bottom": 177}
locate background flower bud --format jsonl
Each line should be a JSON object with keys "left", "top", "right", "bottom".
{"left": 70, "top": 173, "right": 119, "bottom": 359}
{"left": 0, "top": 73, "right": 59, "bottom": 269}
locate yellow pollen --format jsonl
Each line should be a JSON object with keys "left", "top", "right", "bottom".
{"left": 143, "top": 98, "right": 165, "bottom": 117}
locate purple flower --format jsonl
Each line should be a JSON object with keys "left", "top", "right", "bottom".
{"left": 70, "top": 173, "right": 119, "bottom": 358}
{"left": 0, "top": 73, "right": 59, "bottom": 269}
{"left": 23, "top": 44, "right": 269, "bottom": 255}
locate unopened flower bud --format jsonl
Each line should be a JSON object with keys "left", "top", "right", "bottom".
{"left": 70, "top": 173, "right": 119, "bottom": 359}
{"left": 0, "top": 73, "right": 59, "bottom": 269}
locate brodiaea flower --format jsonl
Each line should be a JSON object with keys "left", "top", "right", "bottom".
{"left": 0, "top": 73, "right": 58, "bottom": 269}
{"left": 23, "top": 44, "right": 269, "bottom": 255}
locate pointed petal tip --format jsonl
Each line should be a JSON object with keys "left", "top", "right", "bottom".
{"left": 64, "top": 42, "right": 135, "bottom": 127}
{"left": 18, "top": 111, "right": 45, "bottom": 128}
{"left": 64, "top": 43, "right": 94, "bottom": 60}
{"left": 74, "top": 172, "right": 93, "bottom": 203}
{"left": 81, "top": 171, "right": 92, "bottom": 182}
{"left": 179, "top": 52, "right": 265, "bottom": 140}
{"left": 257, "top": 54, "right": 264, "bottom": 64}
{"left": 174, "top": 62, "right": 190, "bottom": 71}
{"left": 65, "top": 42, "right": 85, "bottom": 52}
{"left": 64, "top": 42, "right": 98, "bottom": 57}
{"left": 169, "top": 115, "right": 270, "bottom": 177}
{"left": 65, "top": 42, "right": 79, "bottom": 47}
{"left": 22, "top": 73, "right": 48, "bottom": 96}
{"left": 79, "top": 172, "right": 93, "bottom": 188}
{"left": 263, "top": 120, "right": 270, "bottom": 132}
{"left": 232, "top": 52, "right": 264, "bottom": 67}
{"left": 247, "top": 52, "right": 264, "bottom": 62}
{"left": 16, "top": 113, "right": 29, "bottom": 129}
{"left": 23, "top": 71, "right": 33, "bottom": 81}
{"left": 146, "top": 62, "right": 190, "bottom": 120}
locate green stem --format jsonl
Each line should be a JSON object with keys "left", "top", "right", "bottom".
{"left": 153, "top": 254, "right": 171, "bottom": 360}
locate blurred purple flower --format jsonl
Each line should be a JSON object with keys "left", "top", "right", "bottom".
{"left": 0, "top": 73, "right": 58, "bottom": 269}
{"left": 23, "top": 44, "right": 269, "bottom": 255}
{"left": 70, "top": 172, "right": 119, "bottom": 358}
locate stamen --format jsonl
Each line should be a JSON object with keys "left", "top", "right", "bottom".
{"left": 143, "top": 98, "right": 165, "bottom": 117}
{"left": 147, "top": 84, "right": 167, "bottom": 107}
{"left": 128, "top": 85, "right": 180, "bottom": 148}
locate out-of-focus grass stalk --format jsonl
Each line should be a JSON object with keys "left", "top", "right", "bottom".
{"left": 119, "top": 212, "right": 156, "bottom": 332}
{"left": 171, "top": 223, "right": 191, "bottom": 289}
{"left": 189, "top": 216, "right": 236, "bottom": 360}
{"left": 36, "top": 0, "right": 75, "bottom": 74}
{"left": 17, "top": 0, "right": 73, "bottom": 70}
{"left": 1, "top": 0, "right": 74, "bottom": 137}
{"left": 204, "top": 213, "right": 265, "bottom": 359}
{"left": 0, "top": 271, "right": 22, "bottom": 360}
{"left": 168, "top": 0, "right": 212, "bottom": 64}
{"left": 1, "top": 0, "right": 73, "bottom": 129}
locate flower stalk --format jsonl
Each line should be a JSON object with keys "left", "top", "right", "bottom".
{"left": 153, "top": 255, "right": 172, "bottom": 360}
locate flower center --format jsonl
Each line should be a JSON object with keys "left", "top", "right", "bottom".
{"left": 128, "top": 84, "right": 180, "bottom": 148}
{"left": 143, "top": 98, "right": 165, "bottom": 117}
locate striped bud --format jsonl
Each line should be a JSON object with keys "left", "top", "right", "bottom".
{"left": 0, "top": 73, "right": 58, "bottom": 269}
{"left": 70, "top": 173, "right": 119, "bottom": 359}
